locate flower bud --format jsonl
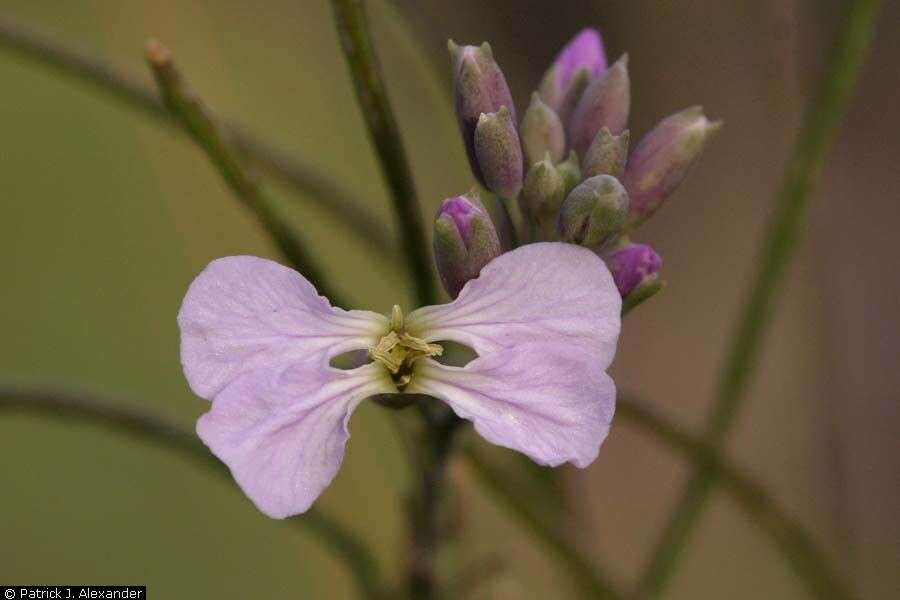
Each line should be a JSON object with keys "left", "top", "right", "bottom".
{"left": 568, "top": 54, "right": 630, "bottom": 158}
{"left": 604, "top": 242, "right": 663, "bottom": 311}
{"left": 556, "top": 150, "right": 582, "bottom": 197}
{"left": 538, "top": 28, "right": 607, "bottom": 126}
{"left": 558, "top": 175, "right": 629, "bottom": 248}
{"left": 519, "top": 156, "right": 566, "bottom": 240}
{"left": 474, "top": 106, "right": 523, "bottom": 199}
{"left": 433, "top": 192, "right": 502, "bottom": 298}
{"left": 623, "top": 107, "right": 721, "bottom": 227}
{"left": 520, "top": 93, "right": 566, "bottom": 167}
{"left": 582, "top": 128, "right": 630, "bottom": 179}
{"left": 449, "top": 41, "right": 517, "bottom": 186}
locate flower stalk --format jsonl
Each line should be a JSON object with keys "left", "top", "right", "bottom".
{"left": 0, "top": 15, "right": 393, "bottom": 256}
{"left": 330, "top": 0, "right": 436, "bottom": 307}
{"left": 145, "top": 40, "right": 341, "bottom": 303}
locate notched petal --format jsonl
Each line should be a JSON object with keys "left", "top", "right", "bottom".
{"left": 196, "top": 361, "right": 392, "bottom": 518}
{"left": 407, "top": 243, "right": 621, "bottom": 368}
{"left": 409, "top": 343, "right": 615, "bottom": 468}
{"left": 178, "top": 256, "right": 387, "bottom": 399}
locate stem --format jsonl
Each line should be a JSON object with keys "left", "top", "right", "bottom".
{"left": 464, "top": 446, "right": 626, "bottom": 599}
{"left": 408, "top": 406, "right": 461, "bottom": 599}
{"left": 0, "top": 385, "right": 384, "bottom": 599}
{"left": 620, "top": 280, "right": 663, "bottom": 316}
{"left": 330, "top": 0, "right": 436, "bottom": 306}
{"left": 639, "top": 0, "right": 882, "bottom": 593}
{"left": 618, "top": 398, "right": 852, "bottom": 600}
{"left": 144, "top": 40, "right": 342, "bottom": 304}
{"left": 0, "top": 15, "right": 393, "bottom": 256}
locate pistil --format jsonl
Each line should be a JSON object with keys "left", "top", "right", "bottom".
{"left": 369, "top": 305, "right": 443, "bottom": 387}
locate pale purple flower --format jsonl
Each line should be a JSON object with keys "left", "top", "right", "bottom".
{"left": 178, "top": 243, "right": 620, "bottom": 518}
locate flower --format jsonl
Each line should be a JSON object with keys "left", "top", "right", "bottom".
{"left": 178, "top": 243, "right": 621, "bottom": 518}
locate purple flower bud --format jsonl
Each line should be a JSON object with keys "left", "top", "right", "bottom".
{"left": 568, "top": 54, "right": 630, "bottom": 158}
{"left": 433, "top": 192, "right": 502, "bottom": 298}
{"left": 623, "top": 107, "right": 722, "bottom": 227}
{"left": 559, "top": 175, "right": 629, "bottom": 248}
{"left": 520, "top": 93, "right": 566, "bottom": 167}
{"left": 583, "top": 128, "right": 630, "bottom": 179}
{"left": 539, "top": 29, "right": 608, "bottom": 125}
{"left": 449, "top": 41, "right": 517, "bottom": 187}
{"left": 474, "top": 106, "right": 524, "bottom": 198}
{"left": 605, "top": 242, "right": 662, "bottom": 299}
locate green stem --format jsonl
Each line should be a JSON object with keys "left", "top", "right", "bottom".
{"left": 407, "top": 405, "right": 462, "bottom": 599}
{"left": 618, "top": 398, "right": 852, "bottom": 600}
{"left": 638, "top": 0, "right": 882, "bottom": 594}
{"left": 0, "top": 14, "right": 393, "bottom": 256}
{"left": 330, "top": 0, "right": 436, "bottom": 307}
{"left": 0, "top": 385, "right": 384, "bottom": 600}
{"left": 463, "top": 446, "right": 627, "bottom": 600}
{"left": 144, "top": 40, "right": 342, "bottom": 304}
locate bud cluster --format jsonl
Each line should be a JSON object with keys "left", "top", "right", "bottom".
{"left": 434, "top": 28, "right": 720, "bottom": 311}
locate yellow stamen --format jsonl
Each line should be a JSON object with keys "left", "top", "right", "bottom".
{"left": 368, "top": 306, "right": 442, "bottom": 379}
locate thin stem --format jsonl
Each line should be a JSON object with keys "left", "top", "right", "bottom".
{"left": 464, "top": 397, "right": 850, "bottom": 600}
{"left": 330, "top": 0, "right": 436, "bottom": 307}
{"left": 144, "top": 40, "right": 342, "bottom": 304}
{"left": 0, "top": 385, "right": 384, "bottom": 600}
{"left": 618, "top": 397, "right": 852, "bottom": 600}
{"left": 639, "top": 0, "right": 882, "bottom": 592}
{"left": 0, "top": 15, "right": 393, "bottom": 255}
{"left": 463, "top": 446, "right": 627, "bottom": 600}
{"left": 407, "top": 405, "right": 462, "bottom": 599}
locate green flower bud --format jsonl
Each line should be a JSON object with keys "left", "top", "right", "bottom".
{"left": 558, "top": 175, "right": 629, "bottom": 248}
{"left": 449, "top": 41, "right": 517, "bottom": 188}
{"left": 520, "top": 93, "right": 566, "bottom": 167}
{"left": 519, "top": 156, "right": 566, "bottom": 241}
{"left": 582, "top": 127, "right": 630, "bottom": 179}
{"left": 474, "top": 106, "right": 524, "bottom": 199}
{"left": 556, "top": 150, "right": 582, "bottom": 197}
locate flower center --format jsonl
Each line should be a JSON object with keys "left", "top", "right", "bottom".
{"left": 369, "top": 305, "right": 443, "bottom": 388}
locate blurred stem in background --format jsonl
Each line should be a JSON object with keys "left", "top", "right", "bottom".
{"left": 465, "top": 445, "right": 626, "bottom": 599}
{"left": 1, "top": 384, "right": 845, "bottom": 600}
{"left": 467, "top": 394, "right": 853, "bottom": 600}
{"left": 0, "top": 15, "right": 395, "bottom": 257}
{"left": 617, "top": 399, "right": 853, "bottom": 600}
{"left": 0, "top": 387, "right": 386, "bottom": 600}
{"left": 144, "top": 39, "right": 342, "bottom": 305}
{"left": 638, "top": 0, "right": 883, "bottom": 596}
{"left": 330, "top": 0, "right": 436, "bottom": 308}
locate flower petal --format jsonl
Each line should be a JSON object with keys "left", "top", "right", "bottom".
{"left": 197, "top": 361, "right": 393, "bottom": 518}
{"left": 409, "top": 343, "right": 615, "bottom": 467}
{"left": 407, "top": 243, "right": 620, "bottom": 368}
{"left": 178, "top": 256, "right": 387, "bottom": 399}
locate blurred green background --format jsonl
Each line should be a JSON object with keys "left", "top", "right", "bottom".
{"left": 1, "top": 0, "right": 896, "bottom": 598}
